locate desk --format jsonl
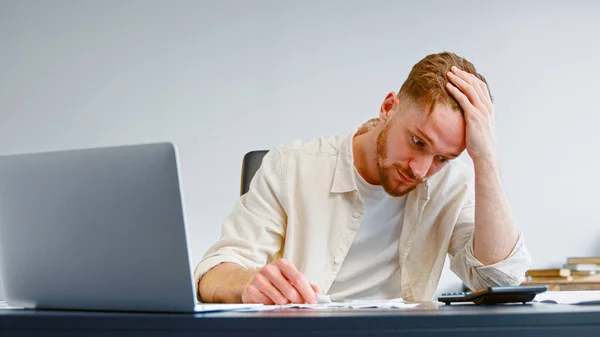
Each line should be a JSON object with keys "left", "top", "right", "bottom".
{"left": 2, "top": 302, "right": 600, "bottom": 336}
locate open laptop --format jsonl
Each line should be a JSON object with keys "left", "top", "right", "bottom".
{"left": 0, "top": 143, "right": 254, "bottom": 313}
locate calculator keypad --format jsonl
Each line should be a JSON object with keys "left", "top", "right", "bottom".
{"left": 441, "top": 292, "right": 470, "bottom": 296}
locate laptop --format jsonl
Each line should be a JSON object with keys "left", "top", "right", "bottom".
{"left": 0, "top": 142, "right": 253, "bottom": 313}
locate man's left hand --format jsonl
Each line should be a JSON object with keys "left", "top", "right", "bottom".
{"left": 445, "top": 66, "right": 498, "bottom": 166}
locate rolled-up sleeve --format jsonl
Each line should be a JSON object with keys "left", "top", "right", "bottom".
{"left": 448, "top": 199, "right": 533, "bottom": 291}
{"left": 193, "top": 148, "right": 287, "bottom": 295}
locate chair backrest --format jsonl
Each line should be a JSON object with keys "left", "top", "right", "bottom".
{"left": 240, "top": 150, "right": 268, "bottom": 196}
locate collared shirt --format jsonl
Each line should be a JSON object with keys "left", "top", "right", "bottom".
{"left": 326, "top": 166, "right": 406, "bottom": 301}
{"left": 194, "top": 131, "right": 532, "bottom": 302}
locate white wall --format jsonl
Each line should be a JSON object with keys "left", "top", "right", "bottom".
{"left": 1, "top": 0, "right": 600, "bottom": 298}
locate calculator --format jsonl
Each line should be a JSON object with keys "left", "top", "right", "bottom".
{"left": 437, "top": 286, "right": 548, "bottom": 305}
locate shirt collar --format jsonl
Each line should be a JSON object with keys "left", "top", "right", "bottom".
{"left": 330, "top": 129, "right": 359, "bottom": 194}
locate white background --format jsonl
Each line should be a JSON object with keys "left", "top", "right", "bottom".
{"left": 1, "top": 0, "right": 600, "bottom": 297}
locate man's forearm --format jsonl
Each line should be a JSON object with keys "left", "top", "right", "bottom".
{"left": 198, "top": 262, "right": 256, "bottom": 303}
{"left": 472, "top": 159, "right": 519, "bottom": 265}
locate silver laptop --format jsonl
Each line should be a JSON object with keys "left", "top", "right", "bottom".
{"left": 0, "top": 143, "right": 201, "bottom": 312}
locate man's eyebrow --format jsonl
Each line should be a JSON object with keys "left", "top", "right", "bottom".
{"left": 415, "top": 127, "right": 461, "bottom": 159}
{"left": 415, "top": 127, "right": 434, "bottom": 147}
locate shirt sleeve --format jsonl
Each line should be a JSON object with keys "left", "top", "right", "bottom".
{"left": 447, "top": 197, "right": 533, "bottom": 291}
{"left": 193, "top": 148, "right": 287, "bottom": 296}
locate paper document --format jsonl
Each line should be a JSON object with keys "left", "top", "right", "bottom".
{"left": 242, "top": 297, "right": 419, "bottom": 311}
{"left": 535, "top": 291, "right": 600, "bottom": 305}
{"left": 194, "top": 303, "right": 264, "bottom": 312}
{"left": 0, "top": 301, "right": 23, "bottom": 310}
{"left": 0, "top": 299, "right": 415, "bottom": 313}
{"left": 338, "top": 298, "right": 420, "bottom": 309}
{"left": 317, "top": 294, "right": 332, "bottom": 303}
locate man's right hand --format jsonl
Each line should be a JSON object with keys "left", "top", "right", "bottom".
{"left": 242, "top": 258, "right": 320, "bottom": 305}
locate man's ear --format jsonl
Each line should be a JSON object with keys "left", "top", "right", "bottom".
{"left": 379, "top": 92, "right": 400, "bottom": 121}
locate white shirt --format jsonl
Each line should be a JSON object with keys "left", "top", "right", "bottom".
{"left": 327, "top": 167, "right": 406, "bottom": 301}
{"left": 194, "top": 130, "right": 532, "bottom": 302}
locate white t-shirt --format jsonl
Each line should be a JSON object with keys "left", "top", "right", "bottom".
{"left": 327, "top": 167, "right": 407, "bottom": 301}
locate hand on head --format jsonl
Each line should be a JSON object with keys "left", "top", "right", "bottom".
{"left": 445, "top": 66, "right": 497, "bottom": 164}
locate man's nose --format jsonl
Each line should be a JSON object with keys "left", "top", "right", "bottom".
{"left": 408, "top": 155, "right": 433, "bottom": 180}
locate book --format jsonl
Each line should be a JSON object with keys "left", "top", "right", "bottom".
{"left": 567, "top": 257, "right": 600, "bottom": 264}
{"left": 526, "top": 271, "right": 600, "bottom": 283}
{"left": 526, "top": 268, "right": 571, "bottom": 277}
{"left": 527, "top": 275, "right": 573, "bottom": 282}
{"left": 563, "top": 263, "right": 600, "bottom": 272}
{"left": 572, "top": 272, "right": 600, "bottom": 282}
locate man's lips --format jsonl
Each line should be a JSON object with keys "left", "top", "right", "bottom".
{"left": 397, "top": 169, "right": 416, "bottom": 184}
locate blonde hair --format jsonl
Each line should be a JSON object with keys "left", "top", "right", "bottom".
{"left": 399, "top": 52, "right": 491, "bottom": 115}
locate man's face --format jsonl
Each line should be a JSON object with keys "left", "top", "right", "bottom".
{"left": 376, "top": 102, "right": 466, "bottom": 197}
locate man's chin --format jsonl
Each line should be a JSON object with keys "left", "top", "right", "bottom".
{"left": 379, "top": 169, "right": 418, "bottom": 197}
{"left": 382, "top": 183, "right": 416, "bottom": 197}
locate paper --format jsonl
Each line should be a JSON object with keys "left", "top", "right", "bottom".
{"left": 317, "top": 294, "right": 332, "bottom": 303}
{"left": 194, "top": 303, "right": 264, "bottom": 312}
{"left": 339, "top": 298, "right": 420, "bottom": 309}
{"left": 241, "top": 297, "right": 419, "bottom": 311}
{"left": 1, "top": 300, "right": 417, "bottom": 312}
{"left": 0, "top": 301, "right": 23, "bottom": 310}
{"left": 534, "top": 291, "right": 600, "bottom": 305}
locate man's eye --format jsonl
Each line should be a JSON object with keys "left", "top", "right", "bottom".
{"left": 412, "top": 135, "right": 425, "bottom": 147}
{"left": 438, "top": 156, "right": 448, "bottom": 163}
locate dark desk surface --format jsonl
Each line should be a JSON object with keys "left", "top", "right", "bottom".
{"left": 2, "top": 302, "right": 600, "bottom": 337}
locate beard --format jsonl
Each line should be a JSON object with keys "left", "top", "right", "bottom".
{"left": 375, "top": 121, "right": 421, "bottom": 197}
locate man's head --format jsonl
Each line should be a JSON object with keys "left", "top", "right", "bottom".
{"left": 374, "top": 52, "right": 490, "bottom": 197}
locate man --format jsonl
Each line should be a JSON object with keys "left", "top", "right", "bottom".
{"left": 195, "top": 52, "right": 532, "bottom": 304}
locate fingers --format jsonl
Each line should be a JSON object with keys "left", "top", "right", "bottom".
{"left": 448, "top": 66, "right": 494, "bottom": 112}
{"left": 261, "top": 264, "right": 304, "bottom": 304}
{"left": 242, "top": 282, "right": 276, "bottom": 305}
{"left": 242, "top": 259, "right": 318, "bottom": 305}
{"left": 446, "top": 69, "right": 485, "bottom": 111}
{"left": 276, "top": 259, "right": 318, "bottom": 304}
{"left": 445, "top": 82, "right": 473, "bottom": 116}
{"left": 477, "top": 76, "right": 492, "bottom": 103}
{"left": 251, "top": 272, "right": 290, "bottom": 305}
{"left": 459, "top": 68, "right": 488, "bottom": 102}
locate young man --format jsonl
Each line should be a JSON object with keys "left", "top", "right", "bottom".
{"left": 195, "top": 52, "right": 532, "bottom": 304}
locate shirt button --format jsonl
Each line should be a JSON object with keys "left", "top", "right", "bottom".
{"left": 334, "top": 256, "right": 342, "bottom": 264}
{"left": 352, "top": 211, "right": 360, "bottom": 218}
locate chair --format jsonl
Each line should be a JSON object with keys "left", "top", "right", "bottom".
{"left": 240, "top": 150, "right": 268, "bottom": 196}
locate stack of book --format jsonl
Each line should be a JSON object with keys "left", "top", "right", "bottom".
{"left": 522, "top": 257, "right": 600, "bottom": 291}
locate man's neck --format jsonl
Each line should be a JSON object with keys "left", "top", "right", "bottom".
{"left": 352, "top": 128, "right": 381, "bottom": 186}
